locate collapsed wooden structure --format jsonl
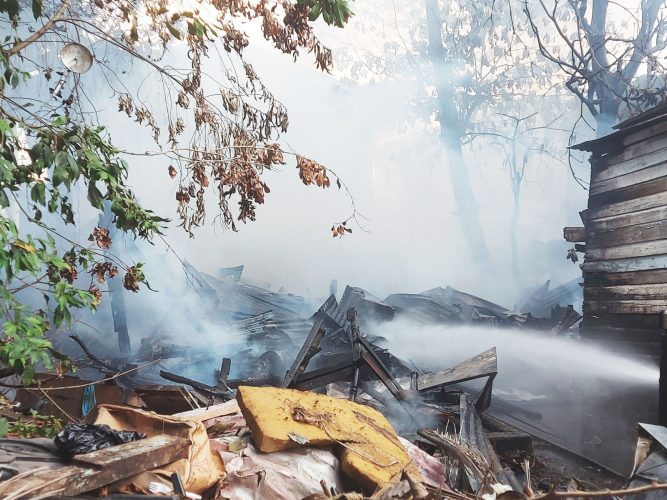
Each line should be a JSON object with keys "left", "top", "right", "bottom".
{"left": 566, "top": 105, "right": 667, "bottom": 345}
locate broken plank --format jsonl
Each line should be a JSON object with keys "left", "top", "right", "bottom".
{"left": 418, "top": 347, "right": 497, "bottom": 392}
{"left": 459, "top": 394, "right": 520, "bottom": 491}
{"left": 282, "top": 319, "right": 326, "bottom": 388}
{"left": 0, "top": 435, "right": 190, "bottom": 499}
{"left": 564, "top": 226, "right": 586, "bottom": 242}
{"left": 218, "top": 358, "right": 231, "bottom": 388}
{"left": 294, "top": 362, "right": 355, "bottom": 391}
{"left": 173, "top": 399, "right": 241, "bottom": 422}
{"left": 73, "top": 435, "right": 189, "bottom": 469}
{"left": 159, "top": 370, "right": 232, "bottom": 399}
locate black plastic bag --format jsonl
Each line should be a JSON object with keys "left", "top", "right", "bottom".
{"left": 54, "top": 423, "right": 145, "bottom": 459}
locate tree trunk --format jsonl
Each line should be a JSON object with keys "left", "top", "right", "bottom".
{"left": 425, "top": 0, "right": 492, "bottom": 269}
{"left": 595, "top": 97, "right": 621, "bottom": 137}
{"left": 510, "top": 189, "right": 520, "bottom": 285}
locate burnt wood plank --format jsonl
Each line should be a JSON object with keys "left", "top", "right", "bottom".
{"left": 585, "top": 284, "right": 667, "bottom": 301}
{"left": 72, "top": 435, "right": 189, "bottom": 468}
{"left": 588, "top": 175, "right": 667, "bottom": 208}
{"left": 584, "top": 269, "right": 667, "bottom": 286}
{"left": 590, "top": 162, "right": 667, "bottom": 195}
{"left": 0, "top": 435, "right": 190, "bottom": 499}
{"left": 585, "top": 240, "right": 667, "bottom": 260}
{"left": 587, "top": 219, "right": 667, "bottom": 247}
{"left": 563, "top": 226, "right": 586, "bottom": 242}
{"left": 587, "top": 205, "right": 667, "bottom": 231}
{"left": 418, "top": 347, "right": 497, "bottom": 392}
{"left": 585, "top": 299, "right": 667, "bottom": 315}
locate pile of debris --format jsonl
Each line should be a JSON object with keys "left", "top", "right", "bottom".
{"left": 5, "top": 267, "right": 653, "bottom": 499}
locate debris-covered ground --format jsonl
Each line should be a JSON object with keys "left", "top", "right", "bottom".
{"left": 0, "top": 265, "right": 662, "bottom": 499}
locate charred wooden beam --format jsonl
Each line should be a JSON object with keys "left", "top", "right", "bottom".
{"left": 563, "top": 226, "right": 586, "bottom": 242}
{"left": 282, "top": 320, "right": 325, "bottom": 388}
{"left": 159, "top": 370, "right": 233, "bottom": 400}
{"left": 0, "top": 435, "right": 190, "bottom": 499}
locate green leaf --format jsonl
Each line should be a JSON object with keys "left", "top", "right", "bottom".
{"left": 30, "top": 182, "right": 46, "bottom": 205}
{"left": 52, "top": 158, "right": 68, "bottom": 188}
{"left": 0, "top": 118, "right": 11, "bottom": 134}
{"left": 0, "top": 418, "right": 7, "bottom": 438}
{"left": 0, "top": 190, "right": 9, "bottom": 209}
{"left": 31, "top": 0, "right": 42, "bottom": 19}
{"left": 165, "top": 21, "right": 182, "bottom": 40}
{"left": 309, "top": 3, "right": 322, "bottom": 21}
{"left": 4, "top": 0, "right": 19, "bottom": 19}
{"left": 322, "top": 8, "right": 332, "bottom": 25}
{"left": 87, "top": 182, "right": 104, "bottom": 209}
{"left": 187, "top": 19, "right": 205, "bottom": 38}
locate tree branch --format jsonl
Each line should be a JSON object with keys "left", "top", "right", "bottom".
{"left": 6, "top": 0, "right": 70, "bottom": 57}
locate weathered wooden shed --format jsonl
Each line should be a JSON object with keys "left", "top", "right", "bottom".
{"left": 566, "top": 105, "right": 667, "bottom": 345}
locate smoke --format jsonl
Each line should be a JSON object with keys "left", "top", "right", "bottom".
{"left": 46, "top": 2, "right": 589, "bottom": 306}
{"left": 6, "top": 0, "right": 656, "bottom": 475}
{"left": 371, "top": 318, "right": 658, "bottom": 472}
{"left": 372, "top": 319, "right": 658, "bottom": 388}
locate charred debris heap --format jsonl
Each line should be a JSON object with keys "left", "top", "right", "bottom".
{"left": 1, "top": 265, "right": 656, "bottom": 499}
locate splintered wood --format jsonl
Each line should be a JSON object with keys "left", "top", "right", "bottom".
{"left": 0, "top": 435, "right": 190, "bottom": 500}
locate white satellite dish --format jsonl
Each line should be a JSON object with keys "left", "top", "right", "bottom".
{"left": 59, "top": 43, "right": 93, "bottom": 74}
{"left": 52, "top": 43, "right": 93, "bottom": 98}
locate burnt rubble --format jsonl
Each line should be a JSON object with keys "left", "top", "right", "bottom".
{"left": 0, "top": 265, "right": 649, "bottom": 499}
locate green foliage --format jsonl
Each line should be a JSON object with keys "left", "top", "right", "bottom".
{"left": 0, "top": 47, "right": 168, "bottom": 385}
{"left": 0, "top": 0, "right": 350, "bottom": 388}
{"left": 297, "top": 0, "right": 353, "bottom": 27}
{"left": 0, "top": 412, "right": 63, "bottom": 438}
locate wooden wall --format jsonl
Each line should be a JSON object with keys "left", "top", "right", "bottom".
{"left": 580, "top": 119, "right": 667, "bottom": 343}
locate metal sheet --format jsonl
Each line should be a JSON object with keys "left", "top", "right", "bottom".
{"left": 418, "top": 348, "right": 497, "bottom": 392}
{"left": 638, "top": 423, "right": 667, "bottom": 453}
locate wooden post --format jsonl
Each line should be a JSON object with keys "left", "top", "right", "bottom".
{"left": 100, "top": 202, "right": 131, "bottom": 355}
